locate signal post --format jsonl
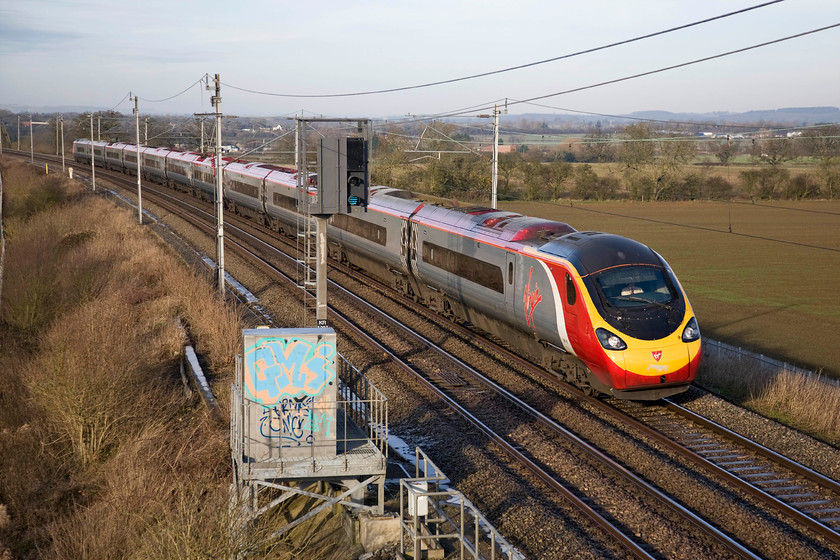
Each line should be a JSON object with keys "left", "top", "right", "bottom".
{"left": 294, "top": 118, "right": 371, "bottom": 326}
{"left": 231, "top": 120, "right": 387, "bottom": 539}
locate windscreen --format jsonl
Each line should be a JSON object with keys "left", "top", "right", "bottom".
{"left": 595, "top": 266, "right": 676, "bottom": 308}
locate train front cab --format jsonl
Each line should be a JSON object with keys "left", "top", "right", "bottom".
{"left": 539, "top": 232, "right": 700, "bottom": 400}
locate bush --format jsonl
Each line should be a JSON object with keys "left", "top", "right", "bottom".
{"left": 572, "top": 164, "right": 618, "bottom": 200}
{"left": 703, "top": 175, "right": 734, "bottom": 200}
{"left": 738, "top": 167, "right": 790, "bottom": 199}
{"left": 785, "top": 173, "right": 820, "bottom": 199}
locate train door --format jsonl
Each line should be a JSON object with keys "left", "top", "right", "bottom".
{"left": 259, "top": 178, "right": 268, "bottom": 215}
{"left": 562, "top": 270, "right": 581, "bottom": 350}
{"left": 505, "top": 252, "right": 517, "bottom": 322}
{"left": 400, "top": 219, "right": 411, "bottom": 275}
{"left": 408, "top": 221, "right": 421, "bottom": 281}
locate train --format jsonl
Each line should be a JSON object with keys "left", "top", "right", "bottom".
{"left": 73, "top": 138, "right": 701, "bottom": 400}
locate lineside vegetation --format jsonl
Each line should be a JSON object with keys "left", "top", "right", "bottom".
{"left": 0, "top": 159, "right": 248, "bottom": 559}
{"left": 371, "top": 122, "right": 840, "bottom": 203}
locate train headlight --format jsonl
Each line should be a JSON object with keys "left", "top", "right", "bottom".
{"left": 596, "top": 328, "right": 627, "bottom": 351}
{"left": 681, "top": 317, "right": 700, "bottom": 342}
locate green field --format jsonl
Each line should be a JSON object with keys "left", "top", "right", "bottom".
{"left": 499, "top": 199, "right": 840, "bottom": 378}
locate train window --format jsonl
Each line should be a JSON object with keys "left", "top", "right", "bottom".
{"left": 566, "top": 273, "right": 576, "bottom": 305}
{"left": 422, "top": 242, "right": 504, "bottom": 293}
{"left": 595, "top": 266, "right": 674, "bottom": 308}
{"left": 508, "top": 262, "right": 513, "bottom": 285}
{"left": 228, "top": 179, "right": 258, "bottom": 198}
{"left": 331, "top": 214, "right": 386, "bottom": 246}
{"left": 272, "top": 192, "right": 298, "bottom": 212}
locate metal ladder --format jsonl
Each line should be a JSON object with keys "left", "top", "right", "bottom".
{"left": 295, "top": 119, "right": 318, "bottom": 326}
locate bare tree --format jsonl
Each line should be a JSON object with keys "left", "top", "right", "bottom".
{"left": 750, "top": 136, "right": 795, "bottom": 165}
{"left": 619, "top": 123, "right": 696, "bottom": 200}
{"left": 581, "top": 122, "right": 616, "bottom": 163}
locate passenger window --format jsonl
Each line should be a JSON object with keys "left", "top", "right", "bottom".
{"left": 508, "top": 262, "right": 513, "bottom": 285}
{"left": 566, "top": 273, "right": 576, "bottom": 305}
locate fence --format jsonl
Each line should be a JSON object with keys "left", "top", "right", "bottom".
{"left": 400, "top": 447, "right": 524, "bottom": 560}
{"left": 702, "top": 338, "right": 838, "bottom": 387}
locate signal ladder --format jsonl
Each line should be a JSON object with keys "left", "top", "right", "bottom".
{"left": 295, "top": 120, "right": 318, "bottom": 326}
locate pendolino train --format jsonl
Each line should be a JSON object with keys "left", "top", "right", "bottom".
{"left": 74, "top": 138, "right": 701, "bottom": 400}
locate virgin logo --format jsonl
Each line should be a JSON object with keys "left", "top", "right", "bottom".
{"left": 523, "top": 266, "right": 542, "bottom": 331}
{"left": 651, "top": 350, "right": 663, "bottom": 362}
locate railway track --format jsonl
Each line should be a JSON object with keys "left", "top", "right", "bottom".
{"left": 14, "top": 151, "right": 840, "bottom": 559}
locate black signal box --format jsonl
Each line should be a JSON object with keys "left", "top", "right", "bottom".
{"left": 313, "top": 137, "right": 369, "bottom": 215}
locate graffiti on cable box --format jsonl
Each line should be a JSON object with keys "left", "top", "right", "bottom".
{"left": 259, "top": 397, "right": 336, "bottom": 446}
{"left": 244, "top": 336, "right": 336, "bottom": 404}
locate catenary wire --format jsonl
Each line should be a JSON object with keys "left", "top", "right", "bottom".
{"left": 138, "top": 76, "right": 207, "bottom": 104}
{"left": 427, "top": 23, "right": 840, "bottom": 121}
{"left": 221, "top": 1, "right": 785, "bottom": 99}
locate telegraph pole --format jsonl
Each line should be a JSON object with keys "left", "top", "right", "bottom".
{"left": 60, "top": 115, "right": 65, "bottom": 173}
{"left": 212, "top": 75, "right": 224, "bottom": 296}
{"left": 90, "top": 114, "right": 96, "bottom": 191}
{"left": 29, "top": 115, "right": 33, "bottom": 163}
{"left": 491, "top": 105, "right": 499, "bottom": 209}
{"left": 131, "top": 93, "right": 143, "bottom": 224}
{"left": 195, "top": 74, "right": 238, "bottom": 297}
{"left": 478, "top": 104, "right": 505, "bottom": 209}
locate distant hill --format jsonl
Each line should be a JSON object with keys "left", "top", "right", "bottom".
{"left": 627, "top": 107, "right": 840, "bottom": 125}
{"left": 509, "top": 107, "right": 840, "bottom": 128}
{"left": 4, "top": 104, "right": 839, "bottom": 127}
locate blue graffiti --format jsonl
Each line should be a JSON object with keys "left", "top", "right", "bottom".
{"left": 259, "top": 397, "right": 336, "bottom": 447}
{"left": 244, "top": 337, "right": 336, "bottom": 403}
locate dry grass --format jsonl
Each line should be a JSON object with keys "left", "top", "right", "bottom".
{"left": 0, "top": 159, "right": 249, "bottom": 558}
{"left": 697, "top": 353, "right": 840, "bottom": 445}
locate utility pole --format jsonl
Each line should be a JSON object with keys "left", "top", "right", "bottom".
{"left": 17, "top": 116, "right": 20, "bottom": 150}
{"left": 478, "top": 103, "right": 506, "bottom": 209}
{"left": 27, "top": 117, "right": 51, "bottom": 165}
{"left": 212, "top": 75, "right": 224, "bottom": 296}
{"left": 97, "top": 116, "right": 101, "bottom": 141}
{"left": 195, "top": 74, "right": 237, "bottom": 297}
{"left": 90, "top": 114, "right": 96, "bottom": 192}
{"left": 491, "top": 105, "right": 499, "bottom": 209}
{"left": 131, "top": 93, "right": 143, "bottom": 224}
{"left": 60, "top": 115, "right": 65, "bottom": 173}
{"left": 144, "top": 117, "right": 149, "bottom": 145}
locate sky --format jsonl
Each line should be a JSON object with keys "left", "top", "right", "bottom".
{"left": 1, "top": 0, "right": 838, "bottom": 120}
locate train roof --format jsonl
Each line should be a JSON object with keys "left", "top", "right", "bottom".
{"left": 370, "top": 187, "right": 576, "bottom": 244}
{"left": 538, "top": 231, "right": 663, "bottom": 275}
{"left": 413, "top": 203, "right": 575, "bottom": 243}
{"left": 167, "top": 151, "right": 207, "bottom": 163}
{"left": 370, "top": 187, "right": 425, "bottom": 217}
{"left": 224, "top": 161, "right": 275, "bottom": 180}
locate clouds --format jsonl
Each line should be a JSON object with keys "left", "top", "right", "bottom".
{"left": 0, "top": 0, "right": 838, "bottom": 117}
{"left": 0, "top": 16, "right": 84, "bottom": 54}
